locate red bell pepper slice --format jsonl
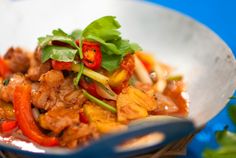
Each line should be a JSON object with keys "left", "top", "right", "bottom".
{"left": 76, "top": 40, "right": 102, "bottom": 70}
{"left": 79, "top": 111, "right": 89, "bottom": 124}
{"left": 1, "top": 120, "right": 17, "bottom": 132}
{"left": 0, "top": 57, "right": 11, "bottom": 78}
{"left": 79, "top": 77, "right": 100, "bottom": 98}
{"left": 135, "top": 52, "right": 154, "bottom": 73}
{"left": 13, "top": 84, "right": 59, "bottom": 146}
{"left": 51, "top": 60, "right": 72, "bottom": 71}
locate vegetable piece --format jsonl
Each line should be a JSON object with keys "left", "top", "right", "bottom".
{"left": 134, "top": 55, "right": 153, "bottom": 84}
{"left": 38, "top": 31, "right": 78, "bottom": 48}
{"left": 84, "top": 102, "right": 127, "bottom": 133}
{"left": 73, "top": 63, "right": 84, "bottom": 86}
{"left": 109, "top": 69, "right": 128, "bottom": 87}
{"left": 95, "top": 83, "right": 117, "bottom": 100}
{"left": 167, "top": 75, "right": 183, "bottom": 81}
{"left": 0, "top": 58, "right": 10, "bottom": 78}
{"left": 116, "top": 86, "right": 157, "bottom": 123}
{"left": 81, "top": 16, "right": 141, "bottom": 72}
{"left": 13, "top": 84, "right": 59, "bottom": 146}
{"left": 72, "top": 63, "right": 109, "bottom": 85}
{"left": 79, "top": 111, "right": 89, "bottom": 124}
{"left": 79, "top": 77, "right": 100, "bottom": 98}
{"left": 1, "top": 120, "right": 17, "bottom": 132}
{"left": 51, "top": 60, "right": 72, "bottom": 71}
{"left": 135, "top": 52, "right": 155, "bottom": 72}
{"left": 81, "top": 41, "right": 102, "bottom": 70}
{"left": 70, "top": 29, "right": 82, "bottom": 40}
{"left": 42, "top": 45, "right": 77, "bottom": 63}
{"left": 82, "top": 90, "right": 117, "bottom": 113}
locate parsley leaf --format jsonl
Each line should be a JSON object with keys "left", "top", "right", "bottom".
{"left": 42, "top": 45, "right": 77, "bottom": 63}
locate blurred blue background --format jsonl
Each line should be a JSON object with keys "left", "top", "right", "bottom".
{"left": 145, "top": 0, "right": 236, "bottom": 158}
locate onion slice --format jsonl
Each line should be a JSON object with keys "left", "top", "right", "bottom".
{"left": 134, "top": 55, "right": 153, "bottom": 84}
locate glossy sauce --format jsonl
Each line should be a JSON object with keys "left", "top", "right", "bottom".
{"left": 163, "top": 80, "right": 189, "bottom": 117}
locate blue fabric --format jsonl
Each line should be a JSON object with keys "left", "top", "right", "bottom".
{"left": 145, "top": 0, "right": 236, "bottom": 158}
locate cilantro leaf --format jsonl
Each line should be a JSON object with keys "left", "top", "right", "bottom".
{"left": 38, "top": 35, "right": 78, "bottom": 48}
{"left": 82, "top": 16, "right": 121, "bottom": 41}
{"left": 42, "top": 45, "right": 77, "bottom": 63}
{"left": 130, "top": 43, "right": 142, "bottom": 51}
{"left": 86, "top": 34, "right": 120, "bottom": 55}
{"left": 101, "top": 53, "right": 122, "bottom": 72}
{"left": 70, "top": 29, "right": 82, "bottom": 40}
{"left": 52, "top": 28, "right": 68, "bottom": 36}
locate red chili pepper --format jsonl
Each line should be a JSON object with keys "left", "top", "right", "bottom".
{"left": 0, "top": 58, "right": 11, "bottom": 78}
{"left": 1, "top": 120, "right": 17, "bottom": 132}
{"left": 79, "top": 111, "right": 89, "bottom": 124}
{"left": 79, "top": 78, "right": 100, "bottom": 98}
{"left": 76, "top": 40, "right": 102, "bottom": 70}
{"left": 51, "top": 60, "right": 72, "bottom": 71}
{"left": 13, "top": 84, "right": 59, "bottom": 146}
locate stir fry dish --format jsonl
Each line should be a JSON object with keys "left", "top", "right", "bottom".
{"left": 0, "top": 16, "right": 189, "bottom": 148}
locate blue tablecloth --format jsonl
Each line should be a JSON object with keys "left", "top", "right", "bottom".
{"left": 146, "top": 0, "right": 236, "bottom": 158}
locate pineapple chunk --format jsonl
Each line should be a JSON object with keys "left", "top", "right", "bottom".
{"left": 84, "top": 102, "right": 127, "bottom": 134}
{"left": 117, "top": 86, "right": 157, "bottom": 123}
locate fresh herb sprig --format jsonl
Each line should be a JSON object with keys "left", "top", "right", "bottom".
{"left": 38, "top": 16, "right": 142, "bottom": 72}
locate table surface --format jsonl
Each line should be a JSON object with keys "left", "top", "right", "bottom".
{"left": 146, "top": 0, "right": 236, "bottom": 158}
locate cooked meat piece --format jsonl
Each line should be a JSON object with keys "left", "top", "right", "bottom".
{"left": 38, "top": 107, "right": 80, "bottom": 134}
{"left": 39, "top": 70, "right": 64, "bottom": 88}
{"left": 150, "top": 93, "right": 178, "bottom": 115}
{"left": 60, "top": 123, "right": 100, "bottom": 148}
{"left": 31, "top": 70, "right": 64, "bottom": 110}
{"left": 31, "top": 70, "right": 86, "bottom": 110}
{"left": 84, "top": 102, "right": 127, "bottom": 133}
{"left": 0, "top": 100, "right": 14, "bottom": 119}
{"left": 116, "top": 86, "right": 157, "bottom": 123}
{"left": 59, "top": 78, "right": 87, "bottom": 107}
{"left": 0, "top": 74, "right": 26, "bottom": 102}
{"left": 4, "top": 47, "right": 30, "bottom": 73}
{"left": 34, "top": 47, "right": 42, "bottom": 62}
{"left": 26, "top": 58, "right": 51, "bottom": 81}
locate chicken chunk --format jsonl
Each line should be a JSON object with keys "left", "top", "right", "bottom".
{"left": 38, "top": 107, "right": 80, "bottom": 134}
{"left": 4, "top": 47, "right": 30, "bottom": 73}
{"left": 0, "top": 74, "right": 26, "bottom": 102}
{"left": 31, "top": 70, "right": 86, "bottom": 110}
{"left": 31, "top": 70, "right": 63, "bottom": 110}
{"left": 60, "top": 123, "right": 100, "bottom": 148}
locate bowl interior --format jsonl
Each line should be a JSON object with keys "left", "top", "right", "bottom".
{"left": 0, "top": 0, "right": 235, "bottom": 151}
